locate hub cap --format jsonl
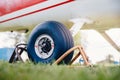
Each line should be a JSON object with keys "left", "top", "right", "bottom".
{"left": 35, "top": 34, "right": 54, "bottom": 59}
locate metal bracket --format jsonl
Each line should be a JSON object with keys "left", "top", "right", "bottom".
{"left": 9, "top": 44, "right": 27, "bottom": 63}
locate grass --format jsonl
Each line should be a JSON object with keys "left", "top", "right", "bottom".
{"left": 0, "top": 61, "right": 120, "bottom": 80}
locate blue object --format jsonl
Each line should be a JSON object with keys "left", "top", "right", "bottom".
{"left": 0, "top": 48, "right": 14, "bottom": 61}
{"left": 114, "top": 61, "right": 120, "bottom": 65}
{"left": 79, "top": 58, "right": 84, "bottom": 64}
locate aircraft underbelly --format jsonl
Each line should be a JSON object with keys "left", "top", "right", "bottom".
{"left": 0, "top": 0, "right": 74, "bottom": 28}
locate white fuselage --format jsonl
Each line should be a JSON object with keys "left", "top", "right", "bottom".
{"left": 0, "top": 0, "right": 119, "bottom": 29}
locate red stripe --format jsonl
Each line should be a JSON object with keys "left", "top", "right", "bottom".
{"left": 0, "top": 0, "right": 46, "bottom": 16}
{"left": 0, "top": 0, "right": 74, "bottom": 23}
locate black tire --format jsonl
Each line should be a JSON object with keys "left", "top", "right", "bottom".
{"left": 27, "top": 21, "right": 74, "bottom": 64}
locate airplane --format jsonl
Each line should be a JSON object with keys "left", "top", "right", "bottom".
{"left": 0, "top": 0, "right": 120, "bottom": 64}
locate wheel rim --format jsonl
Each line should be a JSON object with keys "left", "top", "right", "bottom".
{"left": 35, "top": 34, "right": 54, "bottom": 59}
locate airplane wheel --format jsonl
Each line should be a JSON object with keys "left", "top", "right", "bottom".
{"left": 27, "top": 21, "right": 74, "bottom": 64}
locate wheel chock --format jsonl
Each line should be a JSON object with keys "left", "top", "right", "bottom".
{"left": 53, "top": 45, "right": 90, "bottom": 66}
